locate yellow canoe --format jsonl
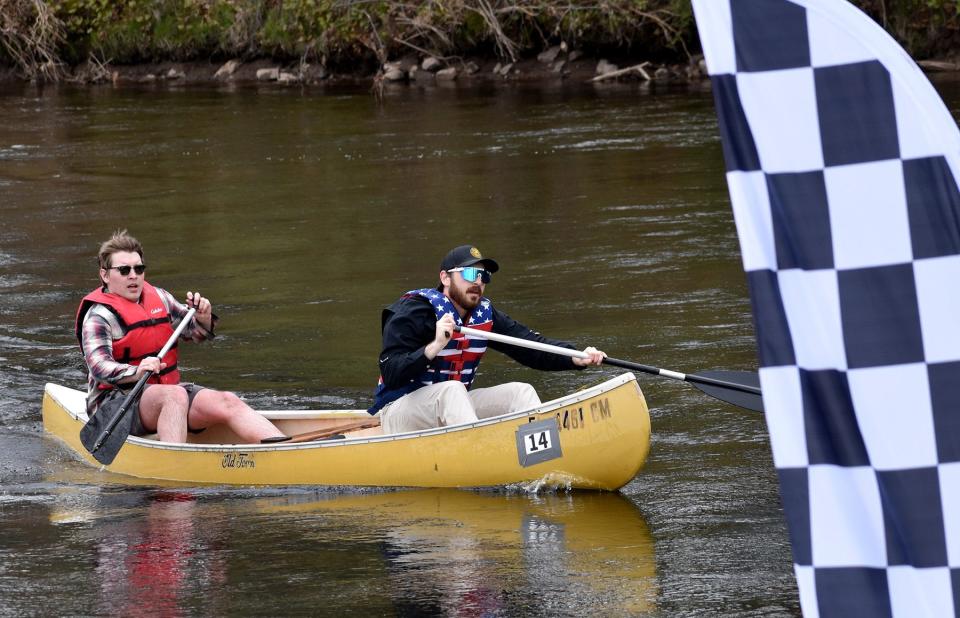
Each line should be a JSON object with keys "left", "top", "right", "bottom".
{"left": 41, "top": 373, "right": 651, "bottom": 490}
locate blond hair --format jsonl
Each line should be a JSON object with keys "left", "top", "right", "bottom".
{"left": 98, "top": 229, "right": 143, "bottom": 269}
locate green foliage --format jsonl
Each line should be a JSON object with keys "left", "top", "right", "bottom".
{"left": 32, "top": 0, "right": 703, "bottom": 67}
{"left": 853, "top": 0, "right": 960, "bottom": 58}
{"left": 258, "top": 0, "right": 365, "bottom": 58}
{"left": 50, "top": 0, "right": 238, "bottom": 61}
{"left": 6, "top": 0, "right": 960, "bottom": 77}
{"left": 922, "top": 0, "right": 960, "bottom": 12}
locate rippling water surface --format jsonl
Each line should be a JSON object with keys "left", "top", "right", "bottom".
{"left": 12, "top": 73, "right": 953, "bottom": 615}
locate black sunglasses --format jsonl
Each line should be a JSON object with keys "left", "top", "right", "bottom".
{"left": 106, "top": 264, "right": 146, "bottom": 276}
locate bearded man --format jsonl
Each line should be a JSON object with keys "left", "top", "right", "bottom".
{"left": 369, "top": 245, "right": 605, "bottom": 433}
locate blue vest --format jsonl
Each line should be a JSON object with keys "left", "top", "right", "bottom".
{"left": 369, "top": 288, "right": 494, "bottom": 414}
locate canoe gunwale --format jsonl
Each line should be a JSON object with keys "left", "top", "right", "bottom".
{"left": 44, "top": 372, "right": 639, "bottom": 453}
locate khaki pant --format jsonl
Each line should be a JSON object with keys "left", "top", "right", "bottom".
{"left": 378, "top": 381, "right": 541, "bottom": 434}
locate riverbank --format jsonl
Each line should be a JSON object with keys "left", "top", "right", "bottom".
{"left": 50, "top": 48, "right": 707, "bottom": 90}
{"left": 21, "top": 52, "right": 960, "bottom": 95}
{"left": 4, "top": 1, "right": 960, "bottom": 88}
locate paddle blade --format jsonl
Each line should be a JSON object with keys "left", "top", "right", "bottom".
{"left": 79, "top": 404, "right": 138, "bottom": 465}
{"left": 690, "top": 370, "right": 764, "bottom": 412}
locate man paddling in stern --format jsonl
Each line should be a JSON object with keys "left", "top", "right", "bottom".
{"left": 76, "top": 230, "right": 284, "bottom": 444}
{"left": 369, "top": 245, "right": 605, "bottom": 433}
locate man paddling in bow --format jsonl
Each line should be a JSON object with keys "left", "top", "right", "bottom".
{"left": 76, "top": 230, "right": 284, "bottom": 444}
{"left": 370, "top": 245, "right": 605, "bottom": 433}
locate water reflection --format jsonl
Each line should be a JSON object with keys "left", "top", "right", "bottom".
{"left": 42, "top": 486, "right": 656, "bottom": 616}
{"left": 257, "top": 489, "right": 658, "bottom": 615}
{"left": 94, "top": 492, "right": 218, "bottom": 618}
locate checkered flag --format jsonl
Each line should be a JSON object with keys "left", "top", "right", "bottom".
{"left": 691, "top": 0, "right": 960, "bottom": 615}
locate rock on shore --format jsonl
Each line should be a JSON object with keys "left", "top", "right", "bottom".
{"left": 2, "top": 49, "right": 716, "bottom": 89}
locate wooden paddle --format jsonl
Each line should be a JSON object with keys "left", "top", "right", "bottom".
{"left": 455, "top": 325, "right": 764, "bottom": 412}
{"left": 80, "top": 308, "right": 196, "bottom": 464}
{"left": 261, "top": 418, "right": 381, "bottom": 444}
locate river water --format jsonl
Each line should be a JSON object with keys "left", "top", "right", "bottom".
{"left": 9, "top": 74, "right": 957, "bottom": 616}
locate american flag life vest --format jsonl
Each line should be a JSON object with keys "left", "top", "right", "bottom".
{"left": 369, "top": 288, "right": 494, "bottom": 414}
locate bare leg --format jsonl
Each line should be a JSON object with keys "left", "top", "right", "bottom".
{"left": 139, "top": 384, "right": 190, "bottom": 443}
{"left": 187, "top": 390, "right": 284, "bottom": 443}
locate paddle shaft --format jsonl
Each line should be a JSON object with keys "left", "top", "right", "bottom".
{"left": 262, "top": 418, "right": 381, "bottom": 444}
{"left": 91, "top": 307, "right": 197, "bottom": 452}
{"left": 455, "top": 325, "right": 761, "bottom": 396}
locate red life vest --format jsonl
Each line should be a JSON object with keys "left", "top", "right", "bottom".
{"left": 75, "top": 282, "right": 181, "bottom": 389}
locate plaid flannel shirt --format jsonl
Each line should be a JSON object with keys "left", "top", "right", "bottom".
{"left": 79, "top": 285, "right": 216, "bottom": 414}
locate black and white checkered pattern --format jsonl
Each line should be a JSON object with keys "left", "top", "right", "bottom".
{"left": 692, "top": 0, "right": 960, "bottom": 615}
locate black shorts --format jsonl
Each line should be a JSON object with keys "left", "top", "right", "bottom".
{"left": 98, "top": 383, "right": 207, "bottom": 437}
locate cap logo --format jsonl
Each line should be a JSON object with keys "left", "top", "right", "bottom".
{"left": 470, "top": 247, "right": 482, "bottom": 258}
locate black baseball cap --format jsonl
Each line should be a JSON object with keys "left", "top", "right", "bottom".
{"left": 440, "top": 245, "right": 500, "bottom": 273}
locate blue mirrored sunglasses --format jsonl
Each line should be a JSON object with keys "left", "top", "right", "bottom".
{"left": 448, "top": 266, "right": 492, "bottom": 284}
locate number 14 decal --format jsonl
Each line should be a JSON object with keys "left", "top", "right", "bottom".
{"left": 515, "top": 418, "right": 562, "bottom": 467}
{"left": 525, "top": 430, "right": 552, "bottom": 454}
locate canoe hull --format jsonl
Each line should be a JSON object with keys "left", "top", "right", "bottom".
{"left": 42, "top": 373, "right": 651, "bottom": 490}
